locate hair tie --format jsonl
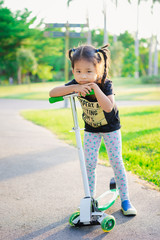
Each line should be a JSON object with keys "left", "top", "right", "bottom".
{"left": 72, "top": 48, "right": 76, "bottom": 52}
{"left": 96, "top": 48, "right": 100, "bottom": 53}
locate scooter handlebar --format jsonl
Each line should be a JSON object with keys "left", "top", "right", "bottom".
{"left": 49, "top": 96, "right": 64, "bottom": 104}
{"left": 49, "top": 89, "right": 95, "bottom": 104}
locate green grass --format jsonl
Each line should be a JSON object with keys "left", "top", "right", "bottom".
{"left": 0, "top": 78, "right": 160, "bottom": 100}
{"left": 0, "top": 82, "right": 59, "bottom": 100}
{"left": 21, "top": 105, "right": 160, "bottom": 189}
{"left": 113, "top": 77, "right": 160, "bottom": 100}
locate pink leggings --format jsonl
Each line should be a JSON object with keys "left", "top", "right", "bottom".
{"left": 84, "top": 129, "right": 129, "bottom": 202}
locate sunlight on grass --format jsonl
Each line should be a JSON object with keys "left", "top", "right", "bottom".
{"left": 21, "top": 105, "right": 160, "bottom": 189}
{"left": 115, "top": 87, "right": 160, "bottom": 100}
{"left": 0, "top": 82, "right": 59, "bottom": 99}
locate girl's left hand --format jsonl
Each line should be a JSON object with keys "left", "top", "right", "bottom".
{"left": 87, "top": 82, "right": 98, "bottom": 90}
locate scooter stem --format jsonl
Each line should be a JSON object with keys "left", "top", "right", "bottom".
{"left": 69, "top": 95, "right": 91, "bottom": 198}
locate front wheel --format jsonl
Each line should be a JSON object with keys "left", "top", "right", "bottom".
{"left": 69, "top": 211, "right": 80, "bottom": 226}
{"left": 101, "top": 215, "right": 115, "bottom": 232}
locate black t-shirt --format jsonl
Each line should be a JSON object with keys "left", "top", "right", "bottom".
{"left": 65, "top": 79, "right": 121, "bottom": 133}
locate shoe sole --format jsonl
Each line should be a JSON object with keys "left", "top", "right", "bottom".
{"left": 121, "top": 208, "right": 137, "bottom": 216}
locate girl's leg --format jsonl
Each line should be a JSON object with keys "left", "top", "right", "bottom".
{"left": 84, "top": 131, "right": 102, "bottom": 197}
{"left": 102, "top": 130, "right": 129, "bottom": 202}
{"left": 103, "top": 130, "right": 137, "bottom": 215}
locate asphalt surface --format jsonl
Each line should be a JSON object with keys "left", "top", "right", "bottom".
{"left": 0, "top": 99, "right": 160, "bottom": 240}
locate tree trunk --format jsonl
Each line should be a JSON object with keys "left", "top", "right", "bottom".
{"left": 113, "top": 0, "right": 118, "bottom": 43}
{"left": 148, "top": 35, "right": 153, "bottom": 76}
{"left": 103, "top": 0, "right": 108, "bottom": 44}
{"left": 86, "top": 14, "right": 91, "bottom": 44}
{"left": 18, "top": 66, "right": 21, "bottom": 84}
{"left": 113, "top": 34, "right": 117, "bottom": 43}
{"left": 153, "top": 35, "right": 158, "bottom": 76}
{"left": 135, "top": 31, "right": 139, "bottom": 78}
{"left": 135, "top": 0, "right": 139, "bottom": 78}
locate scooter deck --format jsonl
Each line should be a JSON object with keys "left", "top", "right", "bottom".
{"left": 97, "top": 188, "right": 119, "bottom": 211}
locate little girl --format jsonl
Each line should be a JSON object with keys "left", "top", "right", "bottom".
{"left": 49, "top": 44, "right": 137, "bottom": 216}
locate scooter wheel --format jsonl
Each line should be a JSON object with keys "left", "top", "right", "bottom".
{"left": 101, "top": 215, "right": 116, "bottom": 232}
{"left": 69, "top": 211, "right": 80, "bottom": 226}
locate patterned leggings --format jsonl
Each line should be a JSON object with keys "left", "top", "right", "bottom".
{"left": 84, "top": 129, "right": 129, "bottom": 202}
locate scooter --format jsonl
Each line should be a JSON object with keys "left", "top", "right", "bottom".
{"left": 49, "top": 90, "right": 119, "bottom": 232}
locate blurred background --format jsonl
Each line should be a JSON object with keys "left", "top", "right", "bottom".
{"left": 0, "top": 0, "right": 160, "bottom": 100}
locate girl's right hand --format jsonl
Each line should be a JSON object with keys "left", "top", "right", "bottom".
{"left": 74, "top": 84, "right": 92, "bottom": 97}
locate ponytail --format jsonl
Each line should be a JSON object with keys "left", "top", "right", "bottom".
{"left": 68, "top": 48, "right": 77, "bottom": 68}
{"left": 96, "top": 44, "right": 110, "bottom": 87}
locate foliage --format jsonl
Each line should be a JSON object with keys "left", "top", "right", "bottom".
{"left": 122, "top": 46, "right": 136, "bottom": 77}
{"left": 110, "top": 41, "right": 124, "bottom": 77}
{"left": 16, "top": 48, "right": 37, "bottom": 84}
{"left": 17, "top": 48, "right": 37, "bottom": 74}
{"left": 36, "top": 64, "right": 53, "bottom": 81}
{"left": 0, "top": 2, "right": 159, "bottom": 84}
{"left": 91, "top": 29, "right": 104, "bottom": 47}
{"left": 118, "top": 31, "right": 135, "bottom": 49}
{"left": 117, "top": 31, "right": 136, "bottom": 77}
{"left": 0, "top": 1, "right": 64, "bottom": 83}
{"left": 0, "top": 2, "right": 37, "bottom": 80}
{"left": 139, "top": 39, "right": 149, "bottom": 76}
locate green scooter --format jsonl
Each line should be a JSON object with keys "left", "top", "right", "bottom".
{"left": 49, "top": 90, "right": 119, "bottom": 232}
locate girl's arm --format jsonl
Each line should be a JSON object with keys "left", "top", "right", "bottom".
{"left": 88, "top": 83, "right": 114, "bottom": 113}
{"left": 49, "top": 85, "right": 75, "bottom": 97}
{"left": 49, "top": 84, "right": 92, "bottom": 97}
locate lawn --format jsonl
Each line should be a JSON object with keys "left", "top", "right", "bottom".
{"left": 0, "top": 82, "right": 59, "bottom": 100}
{"left": 0, "top": 78, "right": 160, "bottom": 101}
{"left": 21, "top": 105, "right": 160, "bottom": 190}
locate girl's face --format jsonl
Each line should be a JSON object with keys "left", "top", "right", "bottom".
{"left": 72, "top": 59, "right": 98, "bottom": 84}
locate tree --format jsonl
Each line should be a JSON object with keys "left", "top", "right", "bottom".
{"left": 153, "top": 36, "right": 158, "bottom": 75}
{"left": 139, "top": 38, "right": 149, "bottom": 76}
{"left": 36, "top": 64, "right": 53, "bottom": 82}
{"left": 92, "top": 29, "right": 104, "bottom": 47}
{"left": 0, "top": 0, "right": 64, "bottom": 83}
{"left": 110, "top": 41, "right": 124, "bottom": 77}
{"left": 0, "top": 3, "right": 19, "bottom": 79}
{"left": 150, "top": 0, "right": 160, "bottom": 76}
{"left": 134, "top": 0, "right": 140, "bottom": 78}
{"left": 148, "top": 34, "right": 153, "bottom": 76}
{"left": 17, "top": 48, "right": 37, "bottom": 84}
{"left": 103, "top": 0, "right": 108, "bottom": 44}
{"left": 130, "top": 0, "right": 160, "bottom": 77}
{"left": 118, "top": 31, "right": 135, "bottom": 48}
{"left": 122, "top": 46, "right": 136, "bottom": 77}
{"left": 0, "top": 1, "right": 37, "bottom": 82}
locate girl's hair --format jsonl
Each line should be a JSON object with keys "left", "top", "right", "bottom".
{"left": 68, "top": 44, "right": 110, "bottom": 87}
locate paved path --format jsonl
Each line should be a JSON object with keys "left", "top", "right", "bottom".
{"left": 0, "top": 99, "right": 160, "bottom": 240}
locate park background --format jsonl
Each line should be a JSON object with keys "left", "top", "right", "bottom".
{"left": 0, "top": 0, "right": 160, "bottom": 189}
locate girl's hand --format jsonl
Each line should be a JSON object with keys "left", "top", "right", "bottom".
{"left": 87, "top": 82, "right": 99, "bottom": 91}
{"left": 74, "top": 84, "right": 92, "bottom": 97}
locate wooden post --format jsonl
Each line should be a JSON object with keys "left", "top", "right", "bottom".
{"left": 64, "top": 21, "right": 69, "bottom": 108}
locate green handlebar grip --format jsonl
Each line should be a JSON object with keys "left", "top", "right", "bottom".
{"left": 49, "top": 96, "right": 64, "bottom": 103}
{"left": 87, "top": 89, "right": 94, "bottom": 96}
{"left": 49, "top": 89, "right": 95, "bottom": 104}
